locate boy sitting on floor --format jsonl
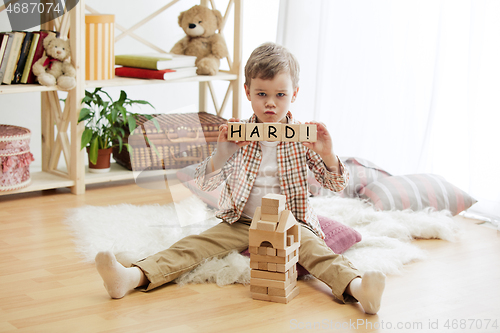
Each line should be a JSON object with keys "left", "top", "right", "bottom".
{"left": 95, "top": 42, "right": 385, "bottom": 314}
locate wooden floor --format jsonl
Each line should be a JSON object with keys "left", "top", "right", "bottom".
{"left": 1, "top": 180, "right": 499, "bottom": 333}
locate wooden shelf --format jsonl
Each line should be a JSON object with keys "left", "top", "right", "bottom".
{"left": 0, "top": 170, "right": 74, "bottom": 196}
{"left": 0, "top": 73, "right": 238, "bottom": 95}
{"left": 85, "top": 72, "right": 238, "bottom": 89}
{"left": 0, "top": 0, "right": 242, "bottom": 196}
{"left": 84, "top": 162, "right": 178, "bottom": 185}
{"left": 0, "top": 84, "right": 59, "bottom": 94}
{"left": 0, "top": 163, "right": 182, "bottom": 196}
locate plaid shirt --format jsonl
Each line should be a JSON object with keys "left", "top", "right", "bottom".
{"left": 194, "top": 111, "right": 349, "bottom": 238}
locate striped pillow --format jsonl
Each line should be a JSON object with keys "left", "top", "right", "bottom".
{"left": 309, "top": 157, "right": 391, "bottom": 197}
{"left": 360, "top": 174, "right": 477, "bottom": 215}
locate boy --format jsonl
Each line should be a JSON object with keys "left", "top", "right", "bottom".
{"left": 95, "top": 42, "right": 385, "bottom": 314}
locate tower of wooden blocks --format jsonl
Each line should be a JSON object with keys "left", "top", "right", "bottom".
{"left": 249, "top": 193, "right": 301, "bottom": 303}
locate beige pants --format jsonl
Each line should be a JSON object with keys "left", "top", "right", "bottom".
{"left": 133, "top": 220, "right": 360, "bottom": 303}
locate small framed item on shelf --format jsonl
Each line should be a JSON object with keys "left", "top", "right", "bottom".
{"left": 0, "top": 125, "right": 35, "bottom": 192}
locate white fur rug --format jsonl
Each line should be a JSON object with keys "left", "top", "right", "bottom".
{"left": 64, "top": 195, "right": 461, "bottom": 286}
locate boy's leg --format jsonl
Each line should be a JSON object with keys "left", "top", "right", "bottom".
{"left": 298, "top": 225, "right": 360, "bottom": 303}
{"left": 298, "top": 225, "right": 385, "bottom": 314}
{"left": 133, "top": 221, "right": 250, "bottom": 291}
{"left": 95, "top": 251, "right": 148, "bottom": 299}
{"left": 96, "top": 220, "right": 250, "bottom": 298}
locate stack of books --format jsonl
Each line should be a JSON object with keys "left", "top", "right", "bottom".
{"left": 114, "top": 53, "right": 198, "bottom": 81}
{"left": 0, "top": 30, "right": 59, "bottom": 85}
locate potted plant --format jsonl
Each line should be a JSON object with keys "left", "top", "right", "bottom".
{"left": 78, "top": 88, "right": 155, "bottom": 173}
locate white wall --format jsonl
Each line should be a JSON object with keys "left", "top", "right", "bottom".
{"left": 0, "top": 0, "right": 280, "bottom": 168}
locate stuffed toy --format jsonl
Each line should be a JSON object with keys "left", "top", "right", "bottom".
{"left": 170, "top": 5, "right": 229, "bottom": 75}
{"left": 32, "top": 36, "right": 76, "bottom": 91}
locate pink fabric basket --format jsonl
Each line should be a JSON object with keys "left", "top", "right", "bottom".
{"left": 0, "top": 125, "right": 34, "bottom": 191}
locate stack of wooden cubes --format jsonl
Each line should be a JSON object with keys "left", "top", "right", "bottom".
{"left": 249, "top": 193, "right": 301, "bottom": 303}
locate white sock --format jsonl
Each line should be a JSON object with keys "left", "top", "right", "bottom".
{"left": 349, "top": 271, "right": 386, "bottom": 314}
{"left": 95, "top": 251, "right": 144, "bottom": 299}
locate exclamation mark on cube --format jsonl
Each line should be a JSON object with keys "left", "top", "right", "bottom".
{"left": 300, "top": 124, "right": 317, "bottom": 142}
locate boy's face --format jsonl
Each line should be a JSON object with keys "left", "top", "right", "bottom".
{"left": 244, "top": 72, "right": 299, "bottom": 123}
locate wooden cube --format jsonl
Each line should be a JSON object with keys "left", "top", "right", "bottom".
{"left": 250, "top": 254, "right": 287, "bottom": 264}
{"left": 287, "top": 235, "right": 294, "bottom": 246}
{"left": 263, "top": 123, "right": 282, "bottom": 141}
{"left": 251, "top": 269, "right": 287, "bottom": 281}
{"left": 261, "top": 193, "right": 286, "bottom": 208}
{"left": 248, "top": 246, "right": 259, "bottom": 254}
{"left": 268, "top": 262, "right": 277, "bottom": 272}
{"left": 276, "top": 263, "right": 286, "bottom": 273}
{"left": 266, "top": 247, "right": 277, "bottom": 256}
{"left": 258, "top": 262, "right": 268, "bottom": 270}
{"left": 276, "top": 256, "right": 298, "bottom": 273}
{"left": 250, "top": 269, "right": 298, "bottom": 289}
{"left": 250, "top": 261, "right": 259, "bottom": 269}
{"left": 250, "top": 285, "right": 268, "bottom": 294}
{"left": 299, "top": 124, "right": 317, "bottom": 142}
{"left": 252, "top": 289, "right": 299, "bottom": 304}
{"left": 227, "top": 122, "right": 246, "bottom": 141}
{"left": 250, "top": 276, "right": 293, "bottom": 290}
{"left": 257, "top": 220, "right": 277, "bottom": 231}
{"left": 268, "top": 280, "right": 297, "bottom": 297}
{"left": 246, "top": 123, "right": 264, "bottom": 141}
{"left": 282, "top": 124, "right": 300, "bottom": 142}
{"left": 261, "top": 203, "right": 285, "bottom": 215}
{"left": 276, "top": 241, "right": 300, "bottom": 257}
{"left": 261, "top": 213, "right": 280, "bottom": 222}
{"left": 270, "top": 286, "right": 300, "bottom": 304}
{"left": 249, "top": 229, "right": 287, "bottom": 250}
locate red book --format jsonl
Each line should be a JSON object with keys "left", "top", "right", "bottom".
{"left": 27, "top": 31, "right": 50, "bottom": 84}
{"left": 115, "top": 66, "right": 197, "bottom": 81}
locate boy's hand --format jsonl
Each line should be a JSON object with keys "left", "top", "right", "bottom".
{"left": 215, "top": 118, "right": 251, "bottom": 161}
{"left": 302, "top": 121, "right": 340, "bottom": 173}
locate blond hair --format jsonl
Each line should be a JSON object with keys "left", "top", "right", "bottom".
{"left": 244, "top": 42, "right": 300, "bottom": 88}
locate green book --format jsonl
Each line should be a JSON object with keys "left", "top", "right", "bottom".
{"left": 115, "top": 53, "right": 196, "bottom": 70}
{"left": 21, "top": 32, "right": 40, "bottom": 83}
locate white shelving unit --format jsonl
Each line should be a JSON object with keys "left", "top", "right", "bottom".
{"left": 0, "top": 0, "right": 242, "bottom": 196}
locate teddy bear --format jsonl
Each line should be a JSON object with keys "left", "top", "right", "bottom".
{"left": 32, "top": 35, "right": 76, "bottom": 91}
{"left": 170, "top": 5, "right": 229, "bottom": 75}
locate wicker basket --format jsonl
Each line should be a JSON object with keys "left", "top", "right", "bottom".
{"left": 113, "top": 112, "right": 225, "bottom": 171}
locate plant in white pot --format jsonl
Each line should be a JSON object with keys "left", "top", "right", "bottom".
{"left": 78, "top": 88, "right": 155, "bottom": 172}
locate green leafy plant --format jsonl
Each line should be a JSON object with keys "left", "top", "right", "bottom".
{"left": 78, "top": 88, "right": 155, "bottom": 165}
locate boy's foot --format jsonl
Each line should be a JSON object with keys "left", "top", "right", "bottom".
{"left": 349, "top": 271, "right": 386, "bottom": 314}
{"left": 95, "top": 251, "right": 144, "bottom": 299}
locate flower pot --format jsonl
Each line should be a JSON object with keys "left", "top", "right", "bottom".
{"left": 86, "top": 147, "right": 112, "bottom": 173}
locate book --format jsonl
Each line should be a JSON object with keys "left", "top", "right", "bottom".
{"left": 13, "top": 31, "right": 33, "bottom": 84}
{"left": 2, "top": 32, "right": 25, "bottom": 84}
{"left": 27, "top": 31, "right": 52, "bottom": 84}
{"left": 0, "top": 34, "right": 9, "bottom": 67}
{"left": 115, "top": 66, "right": 197, "bottom": 81}
{"left": 0, "top": 32, "right": 15, "bottom": 83}
{"left": 115, "top": 53, "right": 197, "bottom": 70}
{"left": 20, "top": 32, "right": 40, "bottom": 83}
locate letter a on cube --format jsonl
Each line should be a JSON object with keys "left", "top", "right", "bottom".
{"left": 246, "top": 123, "right": 264, "bottom": 141}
